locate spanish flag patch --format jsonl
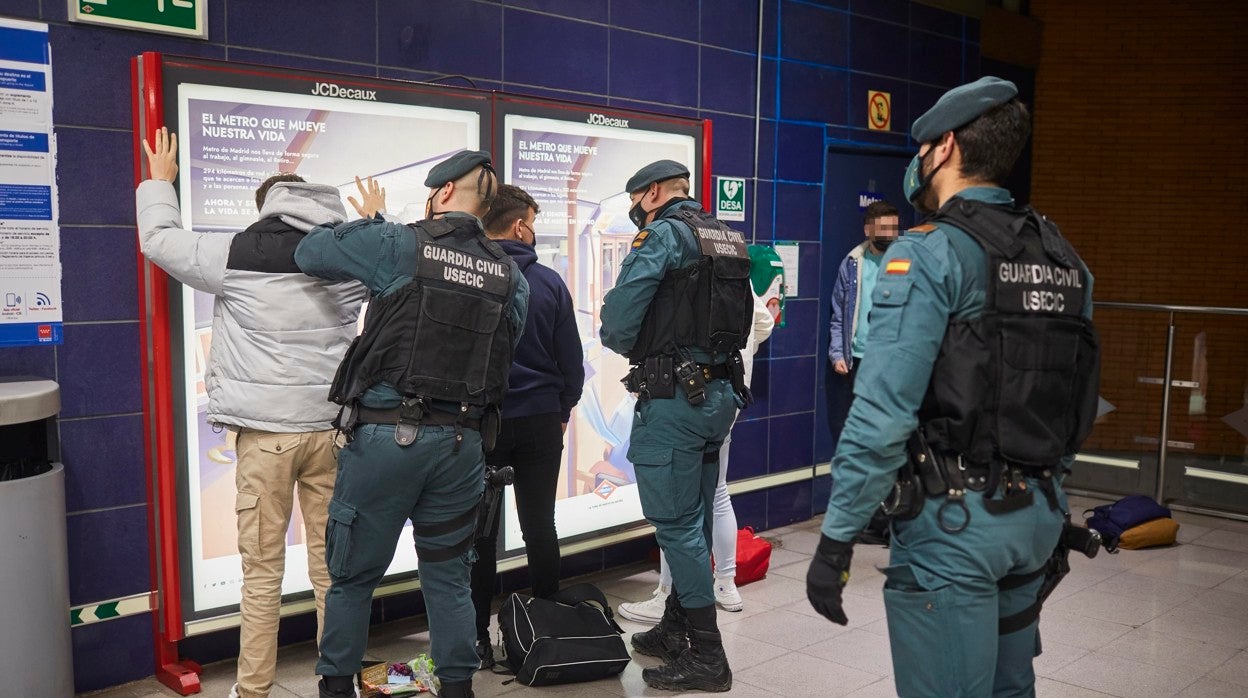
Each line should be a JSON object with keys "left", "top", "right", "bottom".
{"left": 631, "top": 230, "right": 650, "bottom": 249}
{"left": 885, "top": 259, "right": 911, "bottom": 275}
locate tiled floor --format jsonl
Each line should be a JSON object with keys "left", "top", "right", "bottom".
{"left": 83, "top": 496, "right": 1248, "bottom": 697}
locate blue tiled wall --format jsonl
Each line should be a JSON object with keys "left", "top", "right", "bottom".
{"left": 0, "top": 0, "right": 978, "bottom": 689}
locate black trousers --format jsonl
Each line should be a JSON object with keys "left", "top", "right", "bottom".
{"left": 470, "top": 412, "right": 564, "bottom": 641}
{"left": 824, "top": 360, "right": 858, "bottom": 448}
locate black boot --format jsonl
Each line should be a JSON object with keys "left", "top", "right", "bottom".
{"left": 318, "top": 674, "right": 356, "bottom": 698}
{"left": 439, "top": 678, "right": 475, "bottom": 698}
{"left": 642, "top": 605, "right": 732, "bottom": 693}
{"left": 474, "top": 638, "right": 495, "bottom": 670}
{"left": 630, "top": 588, "right": 689, "bottom": 662}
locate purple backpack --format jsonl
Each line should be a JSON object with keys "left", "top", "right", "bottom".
{"left": 1085, "top": 495, "right": 1171, "bottom": 550}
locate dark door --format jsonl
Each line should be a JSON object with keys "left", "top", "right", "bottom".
{"left": 815, "top": 147, "right": 913, "bottom": 465}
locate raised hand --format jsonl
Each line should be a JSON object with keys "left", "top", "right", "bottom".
{"left": 142, "top": 126, "right": 178, "bottom": 182}
{"left": 348, "top": 175, "right": 386, "bottom": 219}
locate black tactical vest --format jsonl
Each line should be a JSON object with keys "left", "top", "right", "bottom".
{"left": 919, "top": 198, "right": 1101, "bottom": 468}
{"left": 627, "top": 206, "right": 753, "bottom": 363}
{"left": 328, "top": 216, "right": 518, "bottom": 407}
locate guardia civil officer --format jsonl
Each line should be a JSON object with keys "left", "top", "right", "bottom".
{"left": 805, "top": 77, "right": 1101, "bottom": 697}
{"left": 599, "top": 160, "right": 754, "bottom": 693}
{"left": 295, "top": 151, "right": 529, "bottom": 698}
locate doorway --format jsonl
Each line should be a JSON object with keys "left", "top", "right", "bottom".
{"left": 815, "top": 146, "right": 913, "bottom": 464}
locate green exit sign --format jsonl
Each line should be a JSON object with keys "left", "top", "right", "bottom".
{"left": 69, "top": 0, "right": 207, "bottom": 39}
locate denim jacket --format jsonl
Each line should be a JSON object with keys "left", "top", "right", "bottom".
{"left": 828, "top": 241, "right": 871, "bottom": 369}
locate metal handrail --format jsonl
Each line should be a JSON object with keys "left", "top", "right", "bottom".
{"left": 1095, "top": 301, "right": 1248, "bottom": 316}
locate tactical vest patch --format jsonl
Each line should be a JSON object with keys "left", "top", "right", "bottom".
{"left": 418, "top": 243, "right": 511, "bottom": 295}
{"left": 994, "top": 259, "right": 1086, "bottom": 316}
{"left": 692, "top": 225, "right": 749, "bottom": 259}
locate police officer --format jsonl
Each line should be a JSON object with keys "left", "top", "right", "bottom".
{"left": 805, "top": 77, "right": 1100, "bottom": 697}
{"left": 295, "top": 151, "right": 529, "bottom": 698}
{"left": 600, "top": 160, "right": 753, "bottom": 693}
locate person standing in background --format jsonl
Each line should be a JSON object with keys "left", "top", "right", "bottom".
{"left": 471, "top": 184, "right": 584, "bottom": 668}
{"left": 826, "top": 200, "right": 900, "bottom": 445}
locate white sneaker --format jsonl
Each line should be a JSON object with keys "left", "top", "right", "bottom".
{"left": 228, "top": 684, "right": 238, "bottom": 698}
{"left": 714, "top": 577, "right": 743, "bottom": 612}
{"left": 618, "top": 585, "right": 670, "bottom": 624}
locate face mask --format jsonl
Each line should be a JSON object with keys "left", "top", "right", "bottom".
{"left": 628, "top": 198, "right": 649, "bottom": 229}
{"left": 903, "top": 146, "right": 948, "bottom": 215}
{"left": 424, "top": 188, "right": 440, "bottom": 219}
{"left": 902, "top": 151, "right": 927, "bottom": 206}
{"left": 872, "top": 237, "right": 894, "bottom": 252}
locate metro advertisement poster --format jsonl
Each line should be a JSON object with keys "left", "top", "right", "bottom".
{"left": 171, "top": 79, "right": 482, "bottom": 615}
{"left": 496, "top": 108, "right": 700, "bottom": 552}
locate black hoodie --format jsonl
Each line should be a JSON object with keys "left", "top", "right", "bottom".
{"left": 497, "top": 239, "right": 584, "bottom": 421}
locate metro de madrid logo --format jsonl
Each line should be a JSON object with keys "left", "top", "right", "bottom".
{"left": 594, "top": 479, "right": 618, "bottom": 500}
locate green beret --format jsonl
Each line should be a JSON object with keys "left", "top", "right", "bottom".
{"left": 625, "top": 159, "right": 690, "bottom": 194}
{"left": 424, "top": 150, "right": 493, "bottom": 188}
{"left": 911, "top": 76, "right": 1018, "bottom": 143}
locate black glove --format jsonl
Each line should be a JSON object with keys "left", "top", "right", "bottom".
{"left": 806, "top": 535, "right": 854, "bottom": 625}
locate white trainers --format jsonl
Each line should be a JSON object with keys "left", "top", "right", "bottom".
{"left": 618, "top": 585, "right": 670, "bottom": 624}
{"left": 714, "top": 577, "right": 743, "bottom": 612}
{"left": 228, "top": 684, "right": 238, "bottom": 698}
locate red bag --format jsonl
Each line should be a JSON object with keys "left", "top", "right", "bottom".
{"left": 733, "top": 527, "right": 772, "bottom": 585}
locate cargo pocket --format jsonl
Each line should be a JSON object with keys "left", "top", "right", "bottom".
{"left": 868, "top": 277, "right": 913, "bottom": 343}
{"left": 235, "top": 491, "right": 260, "bottom": 560}
{"left": 627, "top": 444, "right": 676, "bottom": 521}
{"left": 325, "top": 500, "right": 358, "bottom": 578}
{"left": 882, "top": 563, "right": 962, "bottom": 696}
{"left": 255, "top": 433, "right": 302, "bottom": 458}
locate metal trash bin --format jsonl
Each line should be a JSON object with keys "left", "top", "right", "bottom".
{"left": 0, "top": 377, "right": 73, "bottom": 696}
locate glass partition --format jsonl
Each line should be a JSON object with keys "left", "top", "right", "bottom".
{"left": 1068, "top": 303, "right": 1248, "bottom": 517}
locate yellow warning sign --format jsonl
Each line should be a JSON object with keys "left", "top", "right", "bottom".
{"left": 868, "top": 90, "right": 891, "bottom": 131}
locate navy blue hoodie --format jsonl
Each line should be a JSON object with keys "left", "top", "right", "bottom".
{"left": 498, "top": 239, "right": 585, "bottom": 421}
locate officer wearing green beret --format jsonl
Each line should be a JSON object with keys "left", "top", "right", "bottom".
{"left": 806, "top": 77, "right": 1101, "bottom": 696}
{"left": 600, "top": 160, "right": 754, "bottom": 692}
{"left": 296, "top": 150, "right": 529, "bottom": 698}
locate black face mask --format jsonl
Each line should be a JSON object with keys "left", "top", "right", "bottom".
{"left": 872, "top": 238, "right": 894, "bottom": 252}
{"left": 628, "top": 198, "right": 650, "bottom": 229}
{"left": 424, "top": 188, "right": 441, "bottom": 219}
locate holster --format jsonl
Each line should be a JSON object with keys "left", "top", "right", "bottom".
{"left": 728, "top": 350, "right": 753, "bottom": 406}
{"left": 481, "top": 405, "right": 501, "bottom": 453}
{"left": 997, "top": 518, "right": 1099, "bottom": 635}
{"left": 395, "top": 397, "right": 427, "bottom": 447}
{"left": 623, "top": 356, "right": 675, "bottom": 400}
{"left": 908, "top": 431, "right": 949, "bottom": 497}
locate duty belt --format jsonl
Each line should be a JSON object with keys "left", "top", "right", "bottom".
{"left": 356, "top": 406, "right": 482, "bottom": 431}
{"left": 891, "top": 431, "right": 1062, "bottom": 534}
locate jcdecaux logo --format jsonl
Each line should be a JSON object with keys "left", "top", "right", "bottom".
{"left": 587, "top": 113, "right": 629, "bottom": 128}
{"left": 311, "top": 82, "right": 378, "bottom": 101}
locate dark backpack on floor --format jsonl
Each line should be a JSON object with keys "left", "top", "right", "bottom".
{"left": 1085, "top": 495, "right": 1172, "bottom": 550}
{"left": 497, "top": 582, "right": 630, "bottom": 686}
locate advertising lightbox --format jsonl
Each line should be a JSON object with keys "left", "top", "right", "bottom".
{"left": 135, "top": 54, "right": 490, "bottom": 627}
{"left": 491, "top": 96, "right": 709, "bottom": 554}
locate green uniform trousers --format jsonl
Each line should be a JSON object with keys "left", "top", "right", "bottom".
{"left": 316, "top": 424, "right": 484, "bottom": 684}
{"left": 628, "top": 380, "right": 738, "bottom": 609}
{"left": 884, "top": 479, "right": 1066, "bottom": 697}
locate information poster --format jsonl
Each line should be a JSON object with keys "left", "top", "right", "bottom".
{"left": 0, "top": 18, "right": 61, "bottom": 346}
{"left": 496, "top": 107, "right": 700, "bottom": 551}
{"left": 172, "top": 80, "right": 482, "bottom": 614}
